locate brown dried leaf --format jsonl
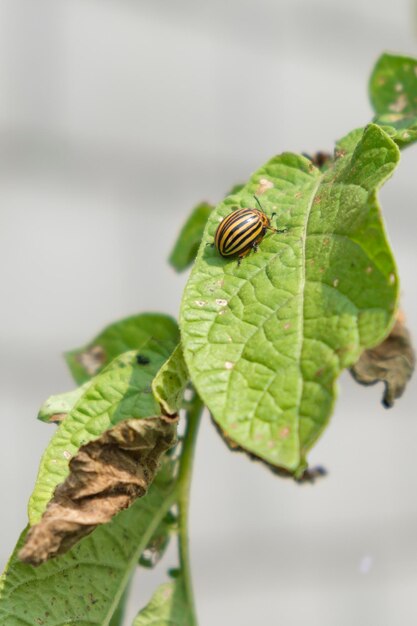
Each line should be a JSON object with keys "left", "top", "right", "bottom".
{"left": 351, "top": 313, "right": 415, "bottom": 407}
{"left": 19, "top": 416, "right": 178, "bottom": 566}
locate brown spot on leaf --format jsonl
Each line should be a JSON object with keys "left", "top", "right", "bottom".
{"left": 76, "top": 345, "right": 106, "bottom": 376}
{"left": 279, "top": 427, "right": 290, "bottom": 439}
{"left": 310, "top": 151, "right": 332, "bottom": 168}
{"left": 19, "top": 416, "right": 178, "bottom": 566}
{"left": 47, "top": 413, "right": 66, "bottom": 424}
{"left": 256, "top": 178, "right": 274, "bottom": 195}
{"left": 350, "top": 313, "right": 415, "bottom": 408}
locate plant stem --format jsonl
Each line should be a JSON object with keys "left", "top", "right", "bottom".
{"left": 177, "top": 394, "right": 204, "bottom": 625}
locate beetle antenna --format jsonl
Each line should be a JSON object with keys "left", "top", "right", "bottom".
{"left": 253, "top": 195, "right": 263, "bottom": 211}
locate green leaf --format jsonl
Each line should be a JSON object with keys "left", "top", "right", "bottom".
{"left": 169, "top": 202, "right": 213, "bottom": 272}
{"left": 152, "top": 345, "right": 189, "bottom": 415}
{"left": 139, "top": 510, "right": 177, "bottom": 569}
{"left": 132, "top": 578, "right": 191, "bottom": 626}
{"left": 109, "top": 583, "right": 130, "bottom": 626}
{"left": 65, "top": 313, "right": 179, "bottom": 384}
{"left": 29, "top": 342, "right": 174, "bottom": 525}
{"left": 180, "top": 124, "right": 399, "bottom": 475}
{"left": 0, "top": 466, "right": 177, "bottom": 626}
{"left": 369, "top": 52, "right": 417, "bottom": 148}
{"left": 37, "top": 382, "right": 91, "bottom": 423}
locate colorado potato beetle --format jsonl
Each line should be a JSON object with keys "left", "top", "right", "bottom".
{"left": 214, "top": 196, "right": 283, "bottom": 262}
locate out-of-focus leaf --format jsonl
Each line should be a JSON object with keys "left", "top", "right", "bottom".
{"left": 152, "top": 345, "right": 189, "bottom": 415}
{"left": 65, "top": 313, "right": 179, "bottom": 384}
{"left": 132, "top": 578, "right": 191, "bottom": 626}
{"left": 169, "top": 203, "right": 213, "bottom": 272}
{"left": 351, "top": 313, "right": 415, "bottom": 407}
{"left": 369, "top": 53, "right": 417, "bottom": 148}
{"left": 37, "top": 382, "right": 91, "bottom": 423}
{"left": 226, "top": 183, "right": 245, "bottom": 195}
{"left": 0, "top": 464, "right": 177, "bottom": 626}
{"left": 139, "top": 510, "right": 177, "bottom": 569}
{"left": 20, "top": 416, "right": 177, "bottom": 565}
{"left": 181, "top": 124, "right": 399, "bottom": 476}
{"left": 29, "top": 344, "right": 174, "bottom": 525}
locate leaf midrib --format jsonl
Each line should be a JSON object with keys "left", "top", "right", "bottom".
{"left": 295, "top": 176, "right": 322, "bottom": 463}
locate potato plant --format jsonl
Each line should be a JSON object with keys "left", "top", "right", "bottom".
{"left": 0, "top": 53, "right": 415, "bottom": 626}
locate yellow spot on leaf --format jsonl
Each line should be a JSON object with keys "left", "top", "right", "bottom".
{"left": 388, "top": 93, "right": 408, "bottom": 113}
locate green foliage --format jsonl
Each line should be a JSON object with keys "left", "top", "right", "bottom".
{"left": 369, "top": 53, "right": 417, "bottom": 148}
{"left": 37, "top": 382, "right": 91, "bottom": 423}
{"left": 152, "top": 345, "right": 189, "bottom": 415}
{"left": 169, "top": 203, "right": 213, "bottom": 271}
{"left": 180, "top": 124, "right": 399, "bottom": 474}
{"left": 29, "top": 345, "right": 173, "bottom": 525}
{"left": 1, "top": 308, "right": 198, "bottom": 625}
{"left": 0, "top": 464, "right": 177, "bottom": 626}
{"left": 109, "top": 585, "right": 131, "bottom": 626}
{"left": 65, "top": 313, "right": 179, "bottom": 384}
{"left": 133, "top": 578, "right": 191, "bottom": 626}
{"left": 139, "top": 510, "right": 177, "bottom": 569}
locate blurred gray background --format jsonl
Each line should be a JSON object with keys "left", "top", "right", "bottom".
{"left": 1, "top": 0, "right": 417, "bottom": 624}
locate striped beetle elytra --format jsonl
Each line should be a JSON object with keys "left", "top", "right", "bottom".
{"left": 214, "top": 196, "right": 284, "bottom": 262}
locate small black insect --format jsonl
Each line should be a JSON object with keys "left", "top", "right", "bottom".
{"left": 136, "top": 354, "right": 150, "bottom": 365}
